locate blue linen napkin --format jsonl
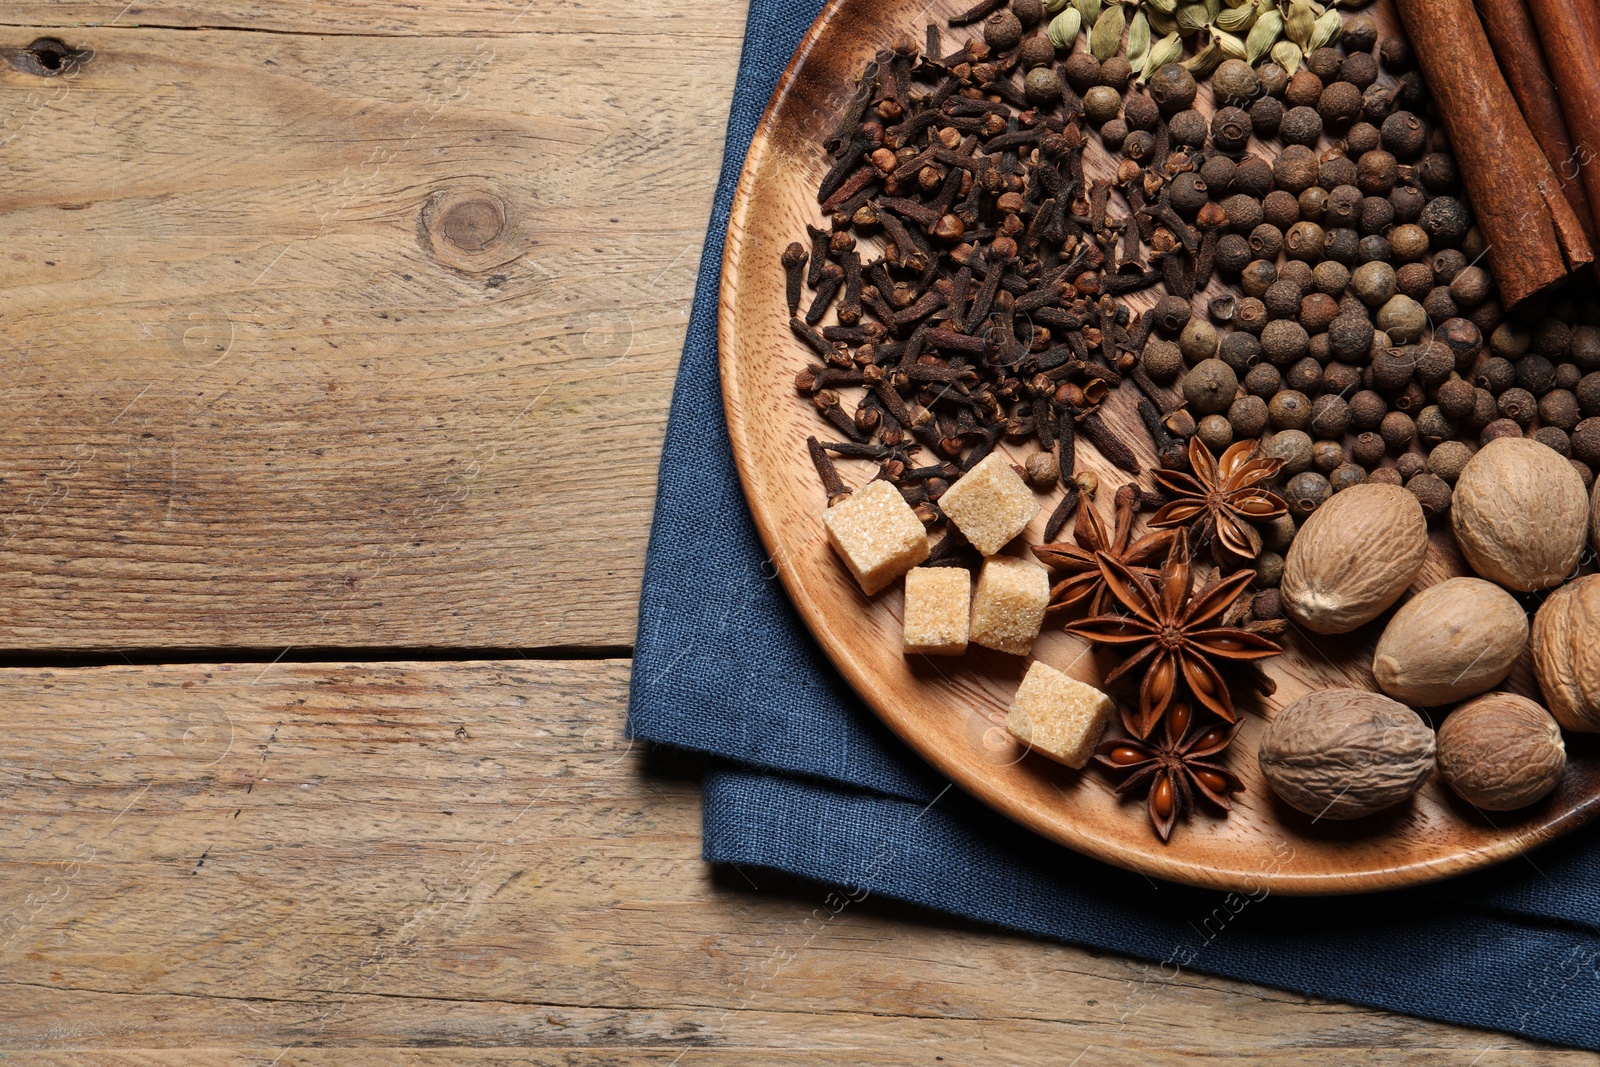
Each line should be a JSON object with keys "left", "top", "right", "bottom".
{"left": 626, "top": 0, "right": 1600, "bottom": 1047}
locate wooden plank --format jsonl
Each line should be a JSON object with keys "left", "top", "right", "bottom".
{"left": 0, "top": 659, "right": 1574, "bottom": 1061}
{"left": 0, "top": 8, "right": 746, "bottom": 650}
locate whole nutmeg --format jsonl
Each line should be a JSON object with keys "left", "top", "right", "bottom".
{"left": 1372, "top": 577, "right": 1528, "bottom": 705}
{"left": 1437, "top": 693, "right": 1565, "bottom": 810}
{"left": 1451, "top": 436, "right": 1589, "bottom": 591}
{"left": 1281, "top": 482, "right": 1429, "bottom": 634}
{"left": 1258, "top": 687, "right": 1436, "bottom": 820}
{"left": 1532, "top": 574, "right": 1600, "bottom": 732}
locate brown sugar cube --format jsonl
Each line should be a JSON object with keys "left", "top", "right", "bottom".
{"left": 1005, "top": 660, "right": 1116, "bottom": 769}
{"left": 937, "top": 452, "right": 1039, "bottom": 556}
{"left": 902, "top": 566, "right": 971, "bottom": 656}
{"left": 969, "top": 555, "right": 1049, "bottom": 656}
{"left": 822, "top": 479, "right": 929, "bottom": 595}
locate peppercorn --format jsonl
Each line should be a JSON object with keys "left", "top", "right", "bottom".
{"left": 1420, "top": 196, "right": 1471, "bottom": 246}
{"left": 1169, "top": 171, "right": 1209, "bottom": 217}
{"left": 1243, "top": 361, "right": 1281, "bottom": 397}
{"left": 1261, "top": 319, "right": 1310, "bottom": 366}
{"left": 1307, "top": 46, "right": 1342, "bottom": 82}
{"left": 1380, "top": 35, "right": 1413, "bottom": 71}
{"left": 1377, "top": 294, "right": 1427, "bottom": 344}
{"left": 1357, "top": 234, "right": 1393, "bottom": 264}
{"left": 1235, "top": 297, "right": 1269, "bottom": 334}
{"left": 1380, "top": 111, "right": 1427, "bottom": 160}
{"left": 1200, "top": 154, "right": 1237, "bottom": 191}
{"left": 1415, "top": 404, "right": 1456, "bottom": 447}
{"left": 1250, "top": 97, "right": 1284, "bottom": 139}
{"left": 1221, "top": 330, "right": 1263, "bottom": 372}
{"left": 1351, "top": 430, "right": 1386, "bottom": 467}
{"left": 1395, "top": 451, "right": 1426, "bottom": 480}
{"left": 1389, "top": 184, "right": 1425, "bottom": 225}
{"left": 1063, "top": 52, "right": 1101, "bottom": 92}
{"left": 1256, "top": 60, "right": 1290, "bottom": 98}
{"left": 1330, "top": 462, "right": 1366, "bottom": 491}
{"left": 1179, "top": 318, "right": 1220, "bottom": 363}
{"left": 1025, "top": 66, "right": 1064, "bottom": 104}
{"left": 1379, "top": 410, "right": 1415, "bottom": 451}
{"left": 1142, "top": 338, "right": 1184, "bottom": 381}
{"left": 1299, "top": 186, "right": 1330, "bottom": 223}
{"left": 1148, "top": 63, "right": 1197, "bottom": 114}
{"left": 1214, "top": 233, "right": 1252, "bottom": 276}
{"left": 1317, "top": 82, "right": 1363, "bottom": 131}
{"left": 1310, "top": 261, "right": 1349, "bottom": 298}
{"left": 1311, "top": 438, "right": 1346, "bottom": 472}
{"left": 1370, "top": 346, "right": 1415, "bottom": 392}
{"left": 1083, "top": 85, "right": 1121, "bottom": 126}
{"left": 1464, "top": 388, "right": 1499, "bottom": 432}
{"left": 1534, "top": 425, "right": 1572, "bottom": 456}
{"left": 1168, "top": 108, "right": 1208, "bottom": 148}
{"left": 1516, "top": 354, "right": 1557, "bottom": 395}
{"left": 1329, "top": 313, "right": 1375, "bottom": 362}
{"left": 1285, "top": 471, "right": 1332, "bottom": 519}
{"left": 1324, "top": 227, "right": 1360, "bottom": 264}
{"left": 1123, "top": 91, "right": 1159, "bottom": 132}
{"left": 1574, "top": 418, "right": 1600, "bottom": 466}
{"left": 1273, "top": 145, "right": 1320, "bottom": 194}
{"left": 1197, "top": 413, "right": 1234, "bottom": 454}
{"left": 1229, "top": 393, "right": 1270, "bottom": 437}
{"left": 1422, "top": 286, "right": 1460, "bottom": 323}
{"left": 1222, "top": 194, "right": 1265, "bottom": 235}
{"left": 1356, "top": 149, "right": 1398, "bottom": 195}
{"left": 984, "top": 9, "right": 1022, "bottom": 50}
{"left": 1407, "top": 472, "right": 1452, "bottom": 521}
{"left": 1556, "top": 363, "right": 1584, "bottom": 391}
{"left": 1395, "top": 261, "right": 1433, "bottom": 301}
{"left": 1480, "top": 417, "right": 1524, "bottom": 446}
{"left": 1264, "top": 428, "right": 1314, "bottom": 473}
{"left": 1246, "top": 223, "right": 1282, "bottom": 263}
{"left": 1097, "top": 53, "right": 1132, "bottom": 88}
{"left": 1570, "top": 325, "right": 1600, "bottom": 369}
{"left": 1436, "top": 377, "right": 1476, "bottom": 419}
{"left": 1284, "top": 221, "right": 1325, "bottom": 262}
{"left": 1183, "top": 357, "right": 1237, "bottom": 416}
{"left": 1235, "top": 156, "right": 1276, "bottom": 198}
{"left": 1307, "top": 393, "right": 1349, "bottom": 440}
{"left": 1497, "top": 386, "right": 1537, "bottom": 427}
{"left": 1476, "top": 356, "right": 1516, "bottom": 394}
{"left": 1349, "top": 389, "right": 1387, "bottom": 431}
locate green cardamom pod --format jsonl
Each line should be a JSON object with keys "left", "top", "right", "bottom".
{"left": 1203, "top": 0, "right": 1221, "bottom": 21}
{"left": 1271, "top": 37, "right": 1302, "bottom": 73}
{"left": 1284, "top": 0, "right": 1315, "bottom": 47}
{"left": 1126, "top": 9, "right": 1152, "bottom": 69}
{"left": 1146, "top": 5, "right": 1179, "bottom": 34}
{"left": 1223, "top": 0, "right": 1254, "bottom": 10}
{"left": 1213, "top": 26, "right": 1248, "bottom": 57}
{"left": 1175, "top": 1, "right": 1209, "bottom": 35}
{"left": 1047, "top": 7, "right": 1083, "bottom": 48}
{"left": 1073, "top": 0, "right": 1103, "bottom": 28}
{"left": 1214, "top": 3, "right": 1257, "bottom": 33}
{"left": 1307, "top": 7, "right": 1342, "bottom": 50}
{"left": 1245, "top": 8, "right": 1282, "bottom": 60}
{"left": 1140, "top": 29, "right": 1185, "bottom": 78}
{"left": 1090, "top": 1, "right": 1126, "bottom": 59}
{"left": 1182, "top": 37, "right": 1222, "bottom": 75}
{"left": 1045, "top": 0, "right": 1071, "bottom": 12}
{"left": 1145, "top": 0, "right": 1179, "bottom": 14}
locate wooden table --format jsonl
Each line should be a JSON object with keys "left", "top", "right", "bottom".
{"left": 0, "top": 3, "right": 1589, "bottom": 1060}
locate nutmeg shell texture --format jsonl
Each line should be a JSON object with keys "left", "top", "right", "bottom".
{"left": 1451, "top": 437, "right": 1589, "bottom": 591}
{"left": 1259, "top": 687, "right": 1436, "bottom": 820}
{"left": 1532, "top": 574, "right": 1600, "bottom": 732}
{"left": 1281, "top": 483, "right": 1429, "bottom": 634}
{"left": 1371, "top": 578, "right": 1527, "bottom": 705}
{"left": 1437, "top": 693, "right": 1565, "bottom": 811}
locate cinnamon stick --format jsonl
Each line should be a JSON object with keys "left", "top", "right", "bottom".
{"left": 1397, "top": 0, "right": 1593, "bottom": 305}
{"left": 1522, "top": 0, "right": 1600, "bottom": 252}
{"left": 1477, "top": 0, "right": 1597, "bottom": 244}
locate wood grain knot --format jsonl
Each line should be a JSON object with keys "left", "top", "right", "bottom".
{"left": 6, "top": 38, "right": 92, "bottom": 77}
{"left": 420, "top": 188, "right": 524, "bottom": 274}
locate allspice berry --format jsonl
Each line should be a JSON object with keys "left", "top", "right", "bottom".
{"left": 1261, "top": 319, "right": 1310, "bottom": 365}
{"left": 1273, "top": 145, "right": 1320, "bottom": 194}
{"left": 1285, "top": 69, "right": 1323, "bottom": 109}
{"left": 983, "top": 9, "right": 1023, "bottom": 50}
{"left": 1179, "top": 318, "right": 1219, "bottom": 362}
{"left": 1183, "top": 358, "right": 1239, "bottom": 415}
{"left": 1169, "top": 108, "right": 1208, "bottom": 147}
{"left": 1428, "top": 439, "right": 1473, "bottom": 483}
{"left": 1377, "top": 294, "right": 1427, "bottom": 344}
{"left": 1229, "top": 394, "right": 1270, "bottom": 438}
{"left": 1263, "top": 428, "right": 1314, "bottom": 474}
{"left": 1286, "top": 471, "right": 1332, "bottom": 518}
{"left": 1251, "top": 97, "right": 1285, "bottom": 139}
{"left": 1280, "top": 106, "right": 1323, "bottom": 147}
{"left": 1100, "top": 55, "right": 1134, "bottom": 90}
{"left": 1019, "top": 35, "right": 1055, "bottom": 70}
{"left": 1269, "top": 389, "right": 1313, "bottom": 430}
{"left": 1063, "top": 52, "right": 1102, "bottom": 92}
{"left": 1148, "top": 63, "right": 1197, "bottom": 114}
{"left": 1351, "top": 261, "right": 1397, "bottom": 307}
{"left": 1024, "top": 66, "right": 1063, "bottom": 105}
{"left": 1406, "top": 471, "right": 1453, "bottom": 522}
{"left": 1197, "top": 414, "right": 1234, "bottom": 454}
{"left": 1310, "top": 394, "right": 1351, "bottom": 439}
{"left": 1236, "top": 156, "right": 1276, "bottom": 198}
{"left": 1318, "top": 81, "right": 1364, "bottom": 129}
{"left": 1312, "top": 438, "right": 1346, "bottom": 472}
{"left": 1257, "top": 61, "right": 1290, "bottom": 98}
{"left": 1307, "top": 46, "right": 1343, "bottom": 82}
{"left": 1244, "top": 362, "right": 1281, "bottom": 398}
{"left": 1381, "top": 111, "right": 1428, "bottom": 159}
{"left": 1344, "top": 13, "right": 1379, "bottom": 52}
{"left": 1142, "top": 339, "right": 1184, "bottom": 382}
{"left": 1285, "top": 221, "right": 1326, "bottom": 262}
{"left": 1352, "top": 430, "right": 1386, "bottom": 467}
{"left": 1083, "top": 85, "right": 1122, "bottom": 126}
{"left": 1123, "top": 91, "right": 1159, "bottom": 132}
{"left": 1380, "top": 410, "right": 1416, "bottom": 452}
{"left": 1025, "top": 451, "right": 1060, "bottom": 490}
{"left": 1213, "top": 59, "right": 1259, "bottom": 106}
{"left": 1330, "top": 462, "right": 1366, "bottom": 491}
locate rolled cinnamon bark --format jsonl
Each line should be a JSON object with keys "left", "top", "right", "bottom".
{"left": 1522, "top": 0, "right": 1600, "bottom": 250}
{"left": 1477, "top": 0, "right": 1597, "bottom": 244}
{"left": 1396, "top": 0, "right": 1592, "bottom": 305}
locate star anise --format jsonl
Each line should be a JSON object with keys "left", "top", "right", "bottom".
{"left": 1095, "top": 701, "right": 1242, "bottom": 842}
{"left": 1150, "top": 437, "right": 1287, "bottom": 561}
{"left": 1065, "top": 530, "right": 1282, "bottom": 737}
{"left": 1032, "top": 483, "right": 1176, "bottom": 616}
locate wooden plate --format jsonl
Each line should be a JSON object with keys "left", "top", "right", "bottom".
{"left": 719, "top": 0, "right": 1600, "bottom": 892}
